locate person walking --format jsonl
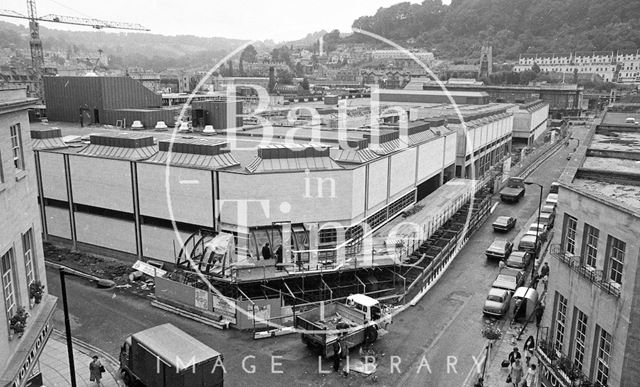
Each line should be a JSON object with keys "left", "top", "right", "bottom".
{"left": 508, "top": 347, "right": 522, "bottom": 367}
{"left": 540, "top": 262, "right": 549, "bottom": 278}
{"left": 541, "top": 274, "right": 549, "bottom": 292}
{"left": 89, "top": 355, "right": 104, "bottom": 386}
{"left": 508, "top": 359, "right": 524, "bottom": 387}
{"left": 523, "top": 336, "right": 535, "bottom": 366}
{"left": 261, "top": 243, "right": 271, "bottom": 260}
{"left": 522, "top": 363, "right": 538, "bottom": 387}
{"left": 332, "top": 338, "right": 342, "bottom": 372}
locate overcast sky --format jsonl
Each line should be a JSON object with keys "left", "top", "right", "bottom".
{"left": 2, "top": 0, "right": 450, "bottom": 42}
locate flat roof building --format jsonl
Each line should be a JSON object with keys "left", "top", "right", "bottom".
{"left": 539, "top": 105, "right": 640, "bottom": 387}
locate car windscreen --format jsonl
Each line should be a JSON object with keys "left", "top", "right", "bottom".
{"left": 487, "top": 295, "right": 503, "bottom": 302}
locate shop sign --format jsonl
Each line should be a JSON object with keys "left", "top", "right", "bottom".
{"left": 12, "top": 322, "right": 52, "bottom": 387}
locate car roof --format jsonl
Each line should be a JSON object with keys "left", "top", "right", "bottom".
{"left": 510, "top": 251, "right": 528, "bottom": 257}
{"left": 501, "top": 268, "right": 522, "bottom": 276}
{"left": 496, "top": 216, "right": 512, "bottom": 221}
{"left": 491, "top": 239, "right": 510, "bottom": 247}
{"left": 539, "top": 212, "right": 552, "bottom": 218}
{"left": 520, "top": 234, "right": 537, "bottom": 242}
{"left": 488, "top": 287, "right": 508, "bottom": 296}
{"left": 529, "top": 223, "right": 545, "bottom": 228}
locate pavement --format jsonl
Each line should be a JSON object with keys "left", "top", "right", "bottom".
{"left": 41, "top": 329, "right": 122, "bottom": 387}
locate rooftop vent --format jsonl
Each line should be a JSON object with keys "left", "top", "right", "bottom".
{"left": 257, "top": 145, "right": 329, "bottom": 159}
{"left": 89, "top": 134, "right": 154, "bottom": 148}
{"left": 30, "top": 128, "right": 62, "bottom": 139}
{"left": 158, "top": 139, "right": 230, "bottom": 155}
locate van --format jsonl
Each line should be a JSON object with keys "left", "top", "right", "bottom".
{"left": 549, "top": 182, "right": 559, "bottom": 194}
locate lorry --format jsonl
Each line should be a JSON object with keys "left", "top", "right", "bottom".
{"left": 119, "top": 323, "right": 224, "bottom": 387}
{"left": 294, "top": 294, "right": 392, "bottom": 358}
{"left": 500, "top": 177, "right": 526, "bottom": 203}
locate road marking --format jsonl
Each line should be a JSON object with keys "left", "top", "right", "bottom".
{"left": 179, "top": 179, "right": 200, "bottom": 185}
{"left": 396, "top": 294, "right": 473, "bottom": 386}
{"left": 461, "top": 345, "right": 488, "bottom": 387}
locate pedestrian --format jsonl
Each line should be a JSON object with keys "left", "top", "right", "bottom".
{"left": 541, "top": 275, "right": 549, "bottom": 292}
{"left": 523, "top": 336, "right": 535, "bottom": 365}
{"left": 498, "top": 260, "right": 506, "bottom": 271}
{"left": 332, "top": 338, "right": 342, "bottom": 372}
{"left": 508, "top": 347, "right": 521, "bottom": 367}
{"left": 89, "top": 355, "right": 104, "bottom": 386}
{"left": 508, "top": 359, "right": 523, "bottom": 387}
{"left": 523, "top": 363, "right": 538, "bottom": 387}
{"left": 540, "top": 262, "right": 549, "bottom": 278}
{"left": 261, "top": 242, "right": 271, "bottom": 260}
{"left": 535, "top": 304, "right": 545, "bottom": 327}
{"left": 531, "top": 274, "right": 540, "bottom": 290}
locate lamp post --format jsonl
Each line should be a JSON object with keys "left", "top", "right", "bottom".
{"left": 59, "top": 268, "right": 77, "bottom": 387}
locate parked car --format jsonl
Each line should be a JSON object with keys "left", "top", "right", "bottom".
{"left": 541, "top": 204, "right": 556, "bottom": 216}
{"left": 549, "top": 182, "right": 560, "bottom": 194}
{"left": 486, "top": 239, "right": 514, "bottom": 260}
{"left": 527, "top": 223, "right": 549, "bottom": 241}
{"left": 492, "top": 216, "right": 517, "bottom": 232}
{"left": 483, "top": 287, "right": 512, "bottom": 317}
{"left": 518, "top": 234, "right": 542, "bottom": 256}
{"left": 505, "top": 251, "right": 532, "bottom": 270}
{"left": 545, "top": 193, "right": 559, "bottom": 209}
{"left": 491, "top": 268, "right": 525, "bottom": 293}
{"left": 538, "top": 212, "right": 555, "bottom": 229}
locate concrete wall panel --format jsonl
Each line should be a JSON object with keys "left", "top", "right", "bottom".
{"left": 69, "top": 156, "right": 132, "bottom": 212}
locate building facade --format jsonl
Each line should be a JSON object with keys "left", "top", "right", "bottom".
{"left": 539, "top": 107, "right": 640, "bottom": 387}
{"left": 512, "top": 100, "right": 550, "bottom": 145}
{"left": 0, "top": 89, "right": 56, "bottom": 387}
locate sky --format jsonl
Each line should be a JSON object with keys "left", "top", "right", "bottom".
{"left": 1, "top": 0, "right": 450, "bottom": 42}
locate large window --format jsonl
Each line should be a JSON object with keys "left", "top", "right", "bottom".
{"left": 2, "top": 249, "right": 17, "bottom": 317}
{"left": 607, "top": 236, "right": 625, "bottom": 285}
{"left": 596, "top": 327, "right": 612, "bottom": 386}
{"left": 574, "top": 309, "right": 588, "bottom": 370}
{"left": 583, "top": 224, "right": 599, "bottom": 268}
{"left": 22, "top": 228, "right": 36, "bottom": 286}
{"left": 554, "top": 293, "right": 568, "bottom": 352}
{"left": 10, "top": 123, "right": 25, "bottom": 171}
{"left": 564, "top": 215, "right": 578, "bottom": 255}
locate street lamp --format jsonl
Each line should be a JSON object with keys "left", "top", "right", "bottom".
{"left": 59, "top": 268, "right": 77, "bottom": 387}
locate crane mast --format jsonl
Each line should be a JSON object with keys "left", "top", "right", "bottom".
{"left": 0, "top": 0, "right": 149, "bottom": 103}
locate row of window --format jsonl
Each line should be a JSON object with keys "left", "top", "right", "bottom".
{"left": 553, "top": 293, "right": 612, "bottom": 386}
{"left": 2, "top": 229, "right": 37, "bottom": 321}
{"left": 563, "top": 214, "right": 626, "bottom": 286}
{"left": 0, "top": 123, "right": 26, "bottom": 185}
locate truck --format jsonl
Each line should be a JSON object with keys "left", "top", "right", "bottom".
{"left": 294, "top": 294, "right": 392, "bottom": 358}
{"left": 119, "top": 323, "right": 224, "bottom": 387}
{"left": 500, "top": 177, "right": 526, "bottom": 203}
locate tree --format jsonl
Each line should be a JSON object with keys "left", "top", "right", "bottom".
{"left": 240, "top": 44, "right": 258, "bottom": 63}
{"left": 277, "top": 69, "right": 293, "bottom": 85}
{"left": 531, "top": 62, "right": 541, "bottom": 73}
{"left": 301, "top": 77, "right": 310, "bottom": 90}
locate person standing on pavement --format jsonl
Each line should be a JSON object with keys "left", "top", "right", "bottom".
{"left": 89, "top": 355, "right": 104, "bottom": 386}
{"left": 523, "top": 363, "right": 537, "bottom": 387}
{"left": 508, "top": 347, "right": 522, "bottom": 366}
{"left": 332, "top": 338, "right": 343, "bottom": 372}
{"left": 261, "top": 243, "right": 271, "bottom": 260}
{"left": 523, "top": 336, "right": 535, "bottom": 366}
{"left": 508, "top": 359, "right": 524, "bottom": 387}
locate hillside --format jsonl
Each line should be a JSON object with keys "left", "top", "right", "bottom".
{"left": 351, "top": 0, "right": 640, "bottom": 60}
{"left": 0, "top": 21, "right": 248, "bottom": 71}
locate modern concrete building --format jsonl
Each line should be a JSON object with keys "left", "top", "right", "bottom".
{"left": 1, "top": 89, "right": 56, "bottom": 387}
{"left": 538, "top": 106, "right": 640, "bottom": 387}
{"left": 512, "top": 100, "right": 550, "bottom": 145}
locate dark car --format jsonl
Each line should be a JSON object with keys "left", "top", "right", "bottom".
{"left": 486, "top": 239, "right": 513, "bottom": 260}
{"left": 518, "top": 234, "right": 542, "bottom": 256}
{"left": 505, "top": 250, "right": 532, "bottom": 270}
{"left": 492, "top": 216, "right": 517, "bottom": 232}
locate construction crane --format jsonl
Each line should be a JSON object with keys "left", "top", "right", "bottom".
{"left": 0, "top": 0, "right": 149, "bottom": 102}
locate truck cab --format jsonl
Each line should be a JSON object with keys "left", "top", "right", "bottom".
{"left": 345, "top": 294, "right": 387, "bottom": 325}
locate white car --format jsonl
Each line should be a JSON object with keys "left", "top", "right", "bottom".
{"left": 483, "top": 287, "right": 512, "bottom": 317}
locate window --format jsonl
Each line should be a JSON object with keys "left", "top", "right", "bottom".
{"left": 596, "top": 327, "right": 612, "bottom": 386}
{"left": 554, "top": 293, "right": 568, "bottom": 352}
{"left": 583, "top": 224, "right": 599, "bottom": 268}
{"left": 318, "top": 228, "right": 337, "bottom": 245}
{"left": 574, "top": 309, "right": 588, "bottom": 370}
{"left": 2, "top": 249, "right": 17, "bottom": 317}
{"left": 22, "top": 228, "right": 35, "bottom": 286}
{"left": 564, "top": 215, "right": 578, "bottom": 255}
{"left": 607, "top": 236, "right": 625, "bottom": 285}
{"left": 10, "top": 123, "right": 25, "bottom": 171}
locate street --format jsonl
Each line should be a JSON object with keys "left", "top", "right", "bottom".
{"left": 45, "top": 129, "right": 587, "bottom": 387}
